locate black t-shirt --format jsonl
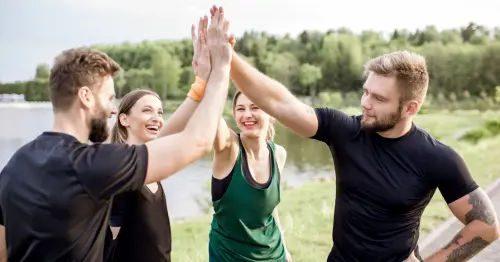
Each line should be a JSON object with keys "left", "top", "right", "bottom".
{"left": 109, "top": 183, "right": 172, "bottom": 262}
{"left": 312, "top": 108, "right": 477, "bottom": 262}
{"left": 0, "top": 132, "right": 147, "bottom": 261}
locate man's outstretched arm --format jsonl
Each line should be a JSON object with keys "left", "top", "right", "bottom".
{"left": 425, "top": 188, "right": 499, "bottom": 261}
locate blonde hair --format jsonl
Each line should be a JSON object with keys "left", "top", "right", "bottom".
{"left": 364, "top": 51, "right": 429, "bottom": 103}
{"left": 111, "top": 89, "right": 161, "bottom": 144}
{"left": 232, "top": 90, "right": 275, "bottom": 141}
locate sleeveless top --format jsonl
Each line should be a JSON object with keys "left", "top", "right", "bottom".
{"left": 209, "top": 136, "right": 285, "bottom": 261}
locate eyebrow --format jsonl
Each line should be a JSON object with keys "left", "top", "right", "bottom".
{"left": 373, "top": 93, "right": 388, "bottom": 101}
{"left": 143, "top": 105, "right": 164, "bottom": 111}
{"left": 363, "top": 87, "right": 388, "bottom": 101}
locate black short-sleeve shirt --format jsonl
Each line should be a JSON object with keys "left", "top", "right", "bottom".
{"left": 0, "top": 132, "right": 147, "bottom": 261}
{"left": 312, "top": 108, "right": 477, "bottom": 262}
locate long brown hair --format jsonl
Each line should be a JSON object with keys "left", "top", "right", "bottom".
{"left": 111, "top": 89, "right": 161, "bottom": 144}
{"left": 232, "top": 90, "right": 275, "bottom": 141}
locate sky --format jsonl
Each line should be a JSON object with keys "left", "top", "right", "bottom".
{"left": 0, "top": 0, "right": 499, "bottom": 82}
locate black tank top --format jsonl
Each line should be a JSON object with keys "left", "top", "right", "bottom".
{"left": 110, "top": 183, "right": 171, "bottom": 262}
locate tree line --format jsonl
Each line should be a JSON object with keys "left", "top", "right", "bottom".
{"left": 1, "top": 22, "right": 499, "bottom": 109}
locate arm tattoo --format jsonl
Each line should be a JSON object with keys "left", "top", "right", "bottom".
{"left": 445, "top": 237, "right": 489, "bottom": 262}
{"left": 443, "top": 233, "right": 462, "bottom": 249}
{"left": 464, "top": 190, "right": 496, "bottom": 226}
{"left": 442, "top": 189, "right": 496, "bottom": 261}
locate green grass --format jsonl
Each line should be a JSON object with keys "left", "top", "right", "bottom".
{"left": 169, "top": 109, "right": 500, "bottom": 261}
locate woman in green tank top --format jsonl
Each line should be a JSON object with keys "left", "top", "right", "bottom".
{"left": 209, "top": 90, "right": 291, "bottom": 262}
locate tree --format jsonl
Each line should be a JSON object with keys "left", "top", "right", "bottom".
{"left": 495, "top": 86, "right": 500, "bottom": 104}
{"left": 320, "top": 33, "right": 364, "bottom": 93}
{"left": 151, "top": 49, "right": 182, "bottom": 100}
{"left": 440, "top": 29, "right": 462, "bottom": 45}
{"left": 494, "top": 27, "right": 500, "bottom": 41}
{"left": 114, "top": 70, "right": 127, "bottom": 98}
{"left": 35, "top": 64, "right": 50, "bottom": 79}
{"left": 299, "top": 63, "right": 322, "bottom": 99}
{"left": 297, "top": 30, "right": 324, "bottom": 64}
{"left": 262, "top": 52, "right": 300, "bottom": 92}
{"left": 123, "top": 68, "right": 154, "bottom": 95}
{"left": 25, "top": 79, "right": 49, "bottom": 101}
{"left": 460, "top": 22, "right": 489, "bottom": 43}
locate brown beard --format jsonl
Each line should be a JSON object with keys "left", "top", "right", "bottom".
{"left": 361, "top": 102, "right": 403, "bottom": 133}
{"left": 89, "top": 101, "right": 109, "bottom": 143}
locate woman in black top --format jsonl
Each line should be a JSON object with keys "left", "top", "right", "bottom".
{"left": 108, "top": 89, "right": 171, "bottom": 261}
{"left": 107, "top": 17, "right": 212, "bottom": 262}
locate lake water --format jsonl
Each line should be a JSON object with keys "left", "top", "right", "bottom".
{"left": 0, "top": 102, "right": 335, "bottom": 220}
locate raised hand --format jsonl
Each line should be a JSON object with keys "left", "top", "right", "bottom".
{"left": 207, "top": 6, "right": 231, "bottom": 68}
{"left": 191, "top": 16, "right": 210, "bottom": 81}
{"left": 210, "top": 6, "right": 236, "bottom": 49}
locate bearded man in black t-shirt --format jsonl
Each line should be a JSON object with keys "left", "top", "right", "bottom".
{"left": 227, "top": 46, "right": 499, "bottom": 261}
{"left": 0, "top": 11, "right": 233, "bottom": 261}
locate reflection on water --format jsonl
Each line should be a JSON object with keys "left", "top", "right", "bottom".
{"left": 0, "top": 102, "right": 335, "bottom": 220}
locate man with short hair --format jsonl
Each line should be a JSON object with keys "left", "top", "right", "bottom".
{"left": 0, "top": 10, "right": 232, "bottom": 261}
{"left": 228, "top": 47, "right": 499, "bottom": 261}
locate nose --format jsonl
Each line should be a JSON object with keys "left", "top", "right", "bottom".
{"left": 110, "top": 105, "right": 118, "bottom": 115}
{"left": 242, "top": 109, "right": 253, "bottom": 118}
{"left": 151, "top": 116, "right": 160, "bottom": 123}
{"left": 361, "top": 95, "right": 371, "bottom": 111}
{"left": 151, "top": 111, "right": 164, "bottom": 123}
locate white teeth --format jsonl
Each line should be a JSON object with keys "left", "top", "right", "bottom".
{"left": 146, "top": 125, "right": 159, "bottom": 131}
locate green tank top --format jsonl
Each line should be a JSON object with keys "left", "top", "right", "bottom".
{"left": 209, "top": 136, "right": 285, "bottom": 262}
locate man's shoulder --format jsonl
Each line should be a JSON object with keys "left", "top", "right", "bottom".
{"left": 4, "top": 132, "right": 84, "bottom": 171}
{"left": 412, "top": 126, "right": 459, "bottom": 160}
{"left": 312, "top": 107, "right": 361, "bottom": 143}
{"left": 315, "top": 107, "right": 362, "bottom": 127}
{"left": 2, "top": 136, "right": 43, "bottom": 170}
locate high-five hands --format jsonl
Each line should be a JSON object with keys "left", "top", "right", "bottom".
{"left": 191, "top": 16, "right": 210, "bottom": 81}
{"left": 207, "top": 6, "right": 232, "bottom": 67}
{"left": 209, "top": 6, "right": 236, "bottom": 49}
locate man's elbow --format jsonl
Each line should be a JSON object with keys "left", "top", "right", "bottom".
{"left": 482, "top": 222, "right": 500, "bottom": 242}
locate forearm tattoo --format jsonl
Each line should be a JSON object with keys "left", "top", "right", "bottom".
{"left": 443, "top": 233, "right": 462, "bottom": 249}
{"left": 464, "top": 189, "right": 496, "bottom": 225}
{"left": 443, "top": 189, "right": 497, "bottom": 261}
{"left": 445, "top": 237, "right": 489, "bottom": 262}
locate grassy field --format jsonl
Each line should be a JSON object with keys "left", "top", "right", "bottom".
{"left": 169, "top": 109, "right": 500, "bottom": 261}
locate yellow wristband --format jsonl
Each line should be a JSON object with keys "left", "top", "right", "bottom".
{"left": 187, "top": 76, "right": 207, "bottom": 102}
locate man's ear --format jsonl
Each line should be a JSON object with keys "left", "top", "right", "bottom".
{"left": 404, "top": 100, "right": 420, "bottom": 117}
{"left": 119, "top": 113, "right": 129, "bottom": 127}
{"left": 77, "top": 86, "right": 94, "bottom": 109}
